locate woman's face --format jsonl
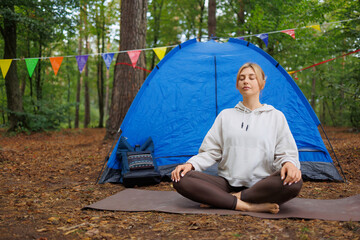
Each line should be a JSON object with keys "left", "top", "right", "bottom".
{"left": 237, "top": 67, "right": 261, "bottom": 97}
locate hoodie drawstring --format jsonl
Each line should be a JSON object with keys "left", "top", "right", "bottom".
{"left": 241, "top": 108, "right": 254, "bottom": 131}
{"left": 241, "top": 109, "right": 250, "bottom": 131}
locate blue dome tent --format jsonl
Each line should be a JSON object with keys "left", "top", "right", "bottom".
{"left": 98, "top": 38, "right": 343, "bottom": 184}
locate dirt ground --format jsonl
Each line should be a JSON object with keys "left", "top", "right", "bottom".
{"left": 0, "top": 127, "right": 359, "bottom": 240}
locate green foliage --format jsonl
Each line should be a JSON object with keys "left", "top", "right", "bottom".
{"left": 3, "top": 99, "right": 75, "bottom": 132}
{"left": 1, "top": 0, "right": 359, "bottom": 131}
{"left": 23, "top": 98, "right": 76, "bottom": 132}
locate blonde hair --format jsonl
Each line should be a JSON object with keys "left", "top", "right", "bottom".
{"left": 236, "top": 63, "right": 266, "bottom": 90}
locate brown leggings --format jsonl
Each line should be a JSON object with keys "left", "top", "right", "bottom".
{"left": 173, "top": 170, "right": 303, "bottom": 210}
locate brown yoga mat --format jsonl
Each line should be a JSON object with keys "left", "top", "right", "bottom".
{"left": 84, "top": 189, "right": 360, "bottom": 221}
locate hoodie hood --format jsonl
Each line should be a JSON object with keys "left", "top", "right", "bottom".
{"left": 234, "top": 101, "right": 274, "bottom": 113}
{"left": 234, "top": 101, "right": 274, "bottom": 131}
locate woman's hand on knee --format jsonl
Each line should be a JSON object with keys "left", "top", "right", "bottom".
{"left": 280, "top": 162, "right": 302, "bottom": 185}
{"left": 171, "top": 163, "right": 193, "bottom": 182}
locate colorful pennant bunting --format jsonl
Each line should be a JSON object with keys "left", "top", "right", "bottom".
{"left": 25, "top": 58, "right": 39, "bottom": 78}
{"left": 1, "top": 17, "right": 355, "bottom": 79}
{"left": 256, "top": 33, "right": 269, "bottom": 47}
{"left": 153, "top": 47, "right": 167, "bottom": 61}
{"left": 0, "top": 59, "right": 12, "bottom": 78}
{"left": 75, "top": 55, "right": 89, "bottom": 73}
{"left": 49, "top": 57, "right": 64, "bottom": 76}
{"left": 127, "top": 50, "right": 141, "bottom": 68}
{"left": 102, "top": 53, "right": 115, "bottom": 70}
{"left": 281, "top": 29, "right": 296, "bottom": 39}
{"left": 306, "top": 25, "right": 321, "bottom": 32}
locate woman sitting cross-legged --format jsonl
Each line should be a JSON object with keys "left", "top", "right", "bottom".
{"left": 171, "top": 62, "right": 303, "bottom": 214}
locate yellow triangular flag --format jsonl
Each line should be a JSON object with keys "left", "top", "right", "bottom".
{"left": 153, "top": 47, "right": 167, "bottom": 61}
{"left": 0, "top": 59, "right": 12, "bottom": 78}
{"left": 288, "top": 71, "right": 295, "bottom": 75}
{"left": 306, "top": 25, "right": 321, "bottom": 32}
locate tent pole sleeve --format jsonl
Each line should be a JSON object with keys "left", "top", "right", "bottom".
{"left": 319, "top": 123, "right": 347, "bottom": 182}
{"left": 95, "top": 127, "right": 122, "bottom": 184}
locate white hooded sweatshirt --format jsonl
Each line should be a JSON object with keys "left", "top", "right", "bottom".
{"left": 187, "top": 101, "right": 300, "bottom": 187}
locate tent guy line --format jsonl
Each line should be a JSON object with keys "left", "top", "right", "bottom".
{"left": 288, "top": 49, "right": 360, "bottom": 75}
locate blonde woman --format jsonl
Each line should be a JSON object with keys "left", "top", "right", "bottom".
{"left": 171, "top": 63, "right": 302, "bottom": 213}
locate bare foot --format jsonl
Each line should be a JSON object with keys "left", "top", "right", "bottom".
{"left": 231, "top": 191, "right": 279, "bottom": 214}
{"left": 235, "top": 199, "right": 279, "bottom": 214}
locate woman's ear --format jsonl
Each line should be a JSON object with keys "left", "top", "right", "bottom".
{"left": 261, "top": 80, "right": 266, "bottom": 90}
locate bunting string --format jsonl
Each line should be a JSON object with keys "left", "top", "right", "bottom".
{"left": 9, "top": 45, "right": 179, "bottom": 61}
{"left": 233, "top": 17, "right": 359, "bottom": 39}
{"left": 0, "top": 17, "right": 358, "bottom": 79}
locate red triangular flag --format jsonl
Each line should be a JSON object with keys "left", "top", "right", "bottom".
{"left": 281, "top": 29, "right": 296, "bottom": 39}
{"left": 49, "top": 57, "right": 64, "bottom": 76}
{"left": 127, "top": 50, "right": 141, "bottom": 68}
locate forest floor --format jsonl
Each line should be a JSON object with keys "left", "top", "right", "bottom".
{"left": 0, "top": 127, "right": 359, "bottom": 240}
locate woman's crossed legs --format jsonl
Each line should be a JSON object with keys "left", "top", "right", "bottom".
{"left": 173, "top": 170, "right": 302, "bottom": 213}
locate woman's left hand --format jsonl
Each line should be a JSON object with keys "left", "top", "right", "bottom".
{"left": 280, "top": 162, "right": 302, "bottom": 185}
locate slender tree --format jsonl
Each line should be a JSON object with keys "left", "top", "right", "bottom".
{"left": 0, "top": 2, "right": 25, "bottom": 131}
{"left": 84, "top": 2, "right": 91, "bottom": 128}
{"left": 95, "top": 0, "right": 106, "bottom": 128}
{"left": 150, "top": 0, "right": 164, "bottom": 70}
{"left": 208, "top": 0, "right": 216, "bottom": 38}
{"left": 75, "top": 5, "right": 84, "bottom": 128}
{"left": 105, "top": 0, "right": 148, "bottom": 139}
{"left": 197, "top": 0, "right": 205, "bottom": 41}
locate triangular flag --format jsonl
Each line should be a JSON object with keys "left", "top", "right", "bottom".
{"left": 288, "top": 71, "right": 296, "bottom": 74}
{"left": 75, "top": 55, "right": 89, "bottom": 73}
{"left": 281, "top": 29, "right": 296, "bottom": 39}
{"left": 237, "top": 37, "right": 245, "bottom": 40}
{"left": 0, "top": 59, "right": 12, "bottom": 78}
{"left": 127, "top": 50, "right": 141, "bottom": 68}
{"left": 25, "top": 58, "right": 39, "bottom": 78}
{"left": 49, "top": 57, "right": 64, "bottom": 76}
{"left": 101, "top": 53, "right": 115, "bottom": 70}
{"left": 256, "top": 33, "right": 268, "bottom": 47}
{"left": 153, "top": 47, "right": 167, "bottom": 61}
{"left": 306, "top": 25, "right": 321, "bottom": 32}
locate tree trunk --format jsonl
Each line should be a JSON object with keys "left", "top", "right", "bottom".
{"left": 96, "top": 1, "right": 105, "bottom": 128}
{"left": 0, "top": 82, "right": 6, "bottom": 125}
{"left": 197, "top": 0, "right": 205, "bottom": 41}
{"left": 1, "top": 3, "right": 25, "bottom": 131}
{"left": 66, "top": 58, "right": 72, "bottom": 129}
{"left": 321, "top": 99, "right": 326, "bottom": 125}
{"left": 84, "top": 3, "right": 90, "bottom": 128}
{"left": 83, "top": 39, "right": 90, "bottom": 128}
{"left": 237, "top": 0, "right": 245, "bottom": 35}
{"left": 311, "top": 67, "right": 316, "bottom": 111}
{"left": 75, "top": 6, "right": 83, "bottom": 128}
{"left": 208, "top": 0, "right": 216, "bottom": 38}
{"left": 36, "top": 43, "right": 43, "bottom": 112}
{"left": 74, "top": 44, "right": 82, "bottom": 128}
{"left": 104, "top": 41, "right": 111, "bottom": 121}
{"left": 105, "top": 0, "right": 148, "bottom": 139}
{"left": 150, "top": 0, "right": 164, "bottom": 70}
